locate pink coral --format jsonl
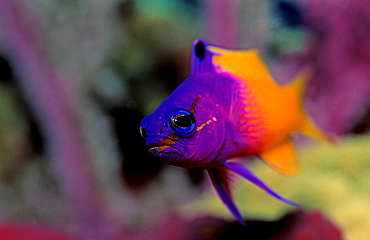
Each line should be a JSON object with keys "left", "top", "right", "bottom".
{"left": 271, "top": 211, "right": 342, "bottom": 240}
{"left": 301, "top": 0, "right": 370, "bottom": 134}
{"left": 0, "top": 223, "right": 80, "bottom": 240}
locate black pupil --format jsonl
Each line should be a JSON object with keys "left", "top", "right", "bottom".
{"left": 173, "top": 115, "right": 192, "bottom": 128}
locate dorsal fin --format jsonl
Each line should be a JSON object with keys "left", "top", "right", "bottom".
{"left": 191, "top": 39, "right": 271, "bottom": 86}
{"left": 207, "top": 46, "right": 277, "bottom": 87}
{"left": 191, "top": 39, "right": 219, "bottom": 75}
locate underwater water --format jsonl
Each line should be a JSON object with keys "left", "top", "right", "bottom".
{"left": 0, "top": 0, "right": 368, "bottom": 239}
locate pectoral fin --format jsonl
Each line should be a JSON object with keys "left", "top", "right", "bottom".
{"left": 207, "top": 168, "right": 246, "bottom": 226}
{"left": 260, "top": 139, "right": 299, "bottom": 175}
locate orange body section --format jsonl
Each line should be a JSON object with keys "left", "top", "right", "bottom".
{"left": 209, "top": 46, "right": 326, "bottom": 174}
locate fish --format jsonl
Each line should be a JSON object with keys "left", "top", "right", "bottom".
{"left": 140, "top": 39, "right": 327, "bottom": 226}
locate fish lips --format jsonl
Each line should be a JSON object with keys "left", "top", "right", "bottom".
{"left": 146, "top": 137, "right": 189, "bottom": 163}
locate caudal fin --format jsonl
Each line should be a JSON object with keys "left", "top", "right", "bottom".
{"left": 289, "top": 68, "right": 330, "bottom": 142}
{"left": 299, "top": 112, "right": 330, "bottom": 143}
{"left": 261, "top": 69, "right": 331, "bottom": 175}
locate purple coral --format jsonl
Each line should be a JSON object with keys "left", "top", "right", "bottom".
{"left": 301, "top": 0, "right": 370, "bottom": 135}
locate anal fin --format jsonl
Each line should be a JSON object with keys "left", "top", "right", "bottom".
{"left": 260, "top": 139, "right": 299, "bottom": 175}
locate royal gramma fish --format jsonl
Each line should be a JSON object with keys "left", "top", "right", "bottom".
{"left": 140, "top": 39, "right": 328, "bottom": 225}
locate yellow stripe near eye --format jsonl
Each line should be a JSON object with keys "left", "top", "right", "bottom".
{"left": 196, "top": 117, "right": 217, "bottom": 131}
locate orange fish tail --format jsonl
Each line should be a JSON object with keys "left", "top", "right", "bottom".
{"left": 289, "top": 68, "right": 329, "bottom": 143}
{"left": 260, "top": 69, "right": 329, "bottom": 175}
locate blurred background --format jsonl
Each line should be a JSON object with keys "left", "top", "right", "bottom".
{"left": 0, "top": 0, "right": 369, "bottom": 239}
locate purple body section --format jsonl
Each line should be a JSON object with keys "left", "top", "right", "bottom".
{"left": 140, "top": 40, "right": 296, "bottom": 225}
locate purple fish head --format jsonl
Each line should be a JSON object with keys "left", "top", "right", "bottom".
{"left": 140, "top": 77, "right": 231, "bottom": 168}
{"left": 140, "top": 39, "right": 234, "bottom": 168}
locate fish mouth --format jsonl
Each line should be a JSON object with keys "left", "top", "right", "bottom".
{"left": 146, "top": 137, "right": 194, "bottom": 166}
{"left": 147, "top": 138, "right": 176, "bottom": 154}
{"left": 146, "top": 137, "right": 186, "bottom": 162}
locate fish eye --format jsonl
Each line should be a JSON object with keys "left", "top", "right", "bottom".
{"left": 170, "top": 109, "right": 196, "bottom": 137}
